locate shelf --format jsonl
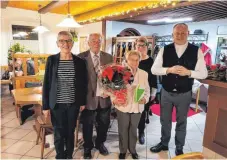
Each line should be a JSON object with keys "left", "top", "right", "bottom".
{"left": 156, "top": 33, "right": 209, "bottom": 44}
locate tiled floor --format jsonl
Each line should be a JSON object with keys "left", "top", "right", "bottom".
{"left": 1, "top": 87, "right": 206, "bottom": 159}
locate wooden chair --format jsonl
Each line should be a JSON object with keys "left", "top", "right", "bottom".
{"left": 0, "top": 65, "right": 11, "bottom": 85}
{"left": 12, "top": 53, "right": 50, "bottom": 89}
{"left": 35, "top": 115, "right": 53, "bottom": 159}
{"left": 35, "top": 111, "right": 83, "bottom": 159}
{"left": 172, "top": 152, "right": 204, "bottom": 159}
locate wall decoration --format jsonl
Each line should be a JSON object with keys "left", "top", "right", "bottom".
{"left": 12, "top": 25, "right": 38, "bottom": 40}
{"left": 79, "top": 36, "right": 89, "bottom": 52}
{"left": 216, "top": 37, "right": 227, "bottom": 65}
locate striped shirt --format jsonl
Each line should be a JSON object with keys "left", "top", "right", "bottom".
{"left": 56, "top": 60, "right": 76, "bottom": 103}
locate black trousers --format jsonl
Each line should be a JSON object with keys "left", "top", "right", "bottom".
{"left": 50, "top": 103, "right": 80, "bottom": 159}
{"left": 138, "top": 103, "right": 150, "bottom": 134}
{"left": 82, "top": 106, "right": 111, "bottom": 150}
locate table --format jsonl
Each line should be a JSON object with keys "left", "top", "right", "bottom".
{"left": 201, "top": 79, "right": 227, "bottom": 158}
{"left": 12, "top": 87, "right": 42, "bottom": 125}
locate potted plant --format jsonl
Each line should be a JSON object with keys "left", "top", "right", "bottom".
{"left": 8, "top": 43, "right": 26, "bottom": 64}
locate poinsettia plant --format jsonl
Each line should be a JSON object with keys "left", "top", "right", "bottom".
{"left": 207, "top": 64, "right": 226, "bottom": 82}
{"left": 99, "top": 64, "right": 134, "bottom": 106}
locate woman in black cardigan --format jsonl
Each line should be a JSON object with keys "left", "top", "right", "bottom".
{"left": 42, "top": 31, "right": 87, "bottom": 159}
{"left": 135, "top": 37, "right": 157, "bottom": 145}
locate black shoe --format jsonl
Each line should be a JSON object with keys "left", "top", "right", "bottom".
{"left": 119, "top": 153, "right": 126, "bottom": 159}
{"left": 150, "top": 142, "right": 169, "bottom": 153}
{"left": 149, "top": 110, "right": 153, "bottom": 116}
{"left": 138, "top": 133, "right": 145, "bottom": 145}
{"left": 175, "top": 148, "right": 184, "bottom": 156}
{"left": 131, "top": 153, "right": 139, "bottom": 159}
{"left": 64, "top": 150, "right": 67, "bottom": 159}
{"left": 96, "top": 144, "right": 109, "bottom": 156}
{"left": 84, "top": 148, "right": 92, "bottom": 159}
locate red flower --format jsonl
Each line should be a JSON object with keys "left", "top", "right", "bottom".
{"left": 117, "top": 66, "right": 124, "bottom": 72}
{"left": 122, "top": 71, "right": 131, "bottom": 82}
{"left": 102, "top": 67, "right": 114, "bottom": 80}
{"left": 210, "top": 65, "right": 217, "bottom": 70}
{"left": 114, "top": 89, "right": 127, "bottom": 105}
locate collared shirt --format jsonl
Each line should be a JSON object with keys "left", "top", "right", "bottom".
{"left": 151, "top": 42, "right": 208, "bottom": 79}
{"left": 90, "top": 50, "right": 102, "bottom": 96}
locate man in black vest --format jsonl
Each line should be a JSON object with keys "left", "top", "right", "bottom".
{"left": 150, "top": 23, "right": 208, "bottom": 156}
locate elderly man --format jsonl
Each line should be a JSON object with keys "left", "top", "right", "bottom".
{"left": 42, "top": 31, "right": 87, "bottom": 159}
{"left": 78, "top": 33, "right": 113, "bottom": 159}
{"left": 150, "top": 23, "right": 208, "bottom": 155}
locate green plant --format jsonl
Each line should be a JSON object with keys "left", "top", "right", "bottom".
{"left": 70, "top": 30, "right": 78, "bottom": 42}
{"left": 8, "top": 43, "right": 26, "bottom": 61}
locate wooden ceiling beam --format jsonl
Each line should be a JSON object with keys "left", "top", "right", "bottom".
{"left": 173, "top": 7, "right": 227, "bottom": 17}
{"left": 38, "top": 0, "right": 67, "bottom": 14}
{"left": 1, "top": 0, "right": 8, "bottom": 9}
{"left": 133, "top": 2, "right": 227, "bottom": 21}
{"left": 123, "top": 1, "right": 207, "bottom": 21}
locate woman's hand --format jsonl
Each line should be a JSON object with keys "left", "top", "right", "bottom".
{"left": 138, "top": 98, "right": 146, "bottom": 104}
{"left": 112, "top": 98, "right": 127, "bottom": 107}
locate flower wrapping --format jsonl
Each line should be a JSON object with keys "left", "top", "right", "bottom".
{"left": 99, "top": 64, "right": 134, "bottom": 106}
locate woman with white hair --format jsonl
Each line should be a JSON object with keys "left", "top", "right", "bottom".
{"left": 113, "top": 50, "right": 150, "bottom": 159}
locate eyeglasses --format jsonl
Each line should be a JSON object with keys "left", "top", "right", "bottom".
{"left": 58, "top": 39, "right": 73, "bottom": 44}
{"left": 89, "top": 40, "right": 102, "bottom": 44}
{"left": 136, "top": 44, "right": 147, "bottom": 48}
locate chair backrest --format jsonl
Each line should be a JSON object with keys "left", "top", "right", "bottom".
{"left": 12, "top": 53, "right": 50, "bottom": 89}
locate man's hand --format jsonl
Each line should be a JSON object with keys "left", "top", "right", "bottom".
{"left": 166, "top": 66, "right": 179, "bottom": 74}
{"left": 80, "top": 105, "right": 85, "bottom": 111}
{"left": 112, "top": 99, "right": 127, "bottom": 107}
{"left": 176, "top": 66, "right": 191, "bottom": 76}
{"left": 138, "top": 98, "right": 146, "bottom": 104}
{"left": 100, "top": 93, "right": 109, "bottom": 98}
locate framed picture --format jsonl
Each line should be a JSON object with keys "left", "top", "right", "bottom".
{"left": 79, "top": 36, "right": 89, "bottom": 52}
{"left": 12, "top": 25, "right": 38, "bottom": 40}
{"left": 215, "top": 36, "right": 227, "bottom": 64}
{"left": 217, "top": 26, "right": 227, "bottom": 35}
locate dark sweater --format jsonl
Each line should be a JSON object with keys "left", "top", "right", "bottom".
{"left": 139, "top": 57, "right": 157, "bottom": 90}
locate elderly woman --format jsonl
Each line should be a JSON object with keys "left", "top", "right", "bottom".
{"left": 135, "top": 37, "right": 157, "bottom": 145}
{"left": 113, "top": 50, "right": 150, "bottom": 159}
{"left": 42, "top": 31, "right": 87, "bottom": 159}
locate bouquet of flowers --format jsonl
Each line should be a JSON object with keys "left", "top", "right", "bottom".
{"left": 207, "top": 64, "right": 226, "bottom": 82}
{"left": 99, "top": 64, "right": 134, "bottom": 106}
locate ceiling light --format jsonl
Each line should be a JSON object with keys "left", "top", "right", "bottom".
{"left": 57, "top": 0, "right": 82, "bottom": 28}
{"left": 147, "top": 17, "right": 193, "bottom": 24}
{"left": 166, "top": 17, "right": 193, "bottom": 23}
{"left": 33, "top": 13, "right": 49, "bottom": 33}
{"left": 147, "top": 18, "right": 169, "bottom": 23}
{"left": 33, "top": 25, "right": 49, "bottom": 33}
{"left": 57, "top": 14, "right": 82, "bottom": 28}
